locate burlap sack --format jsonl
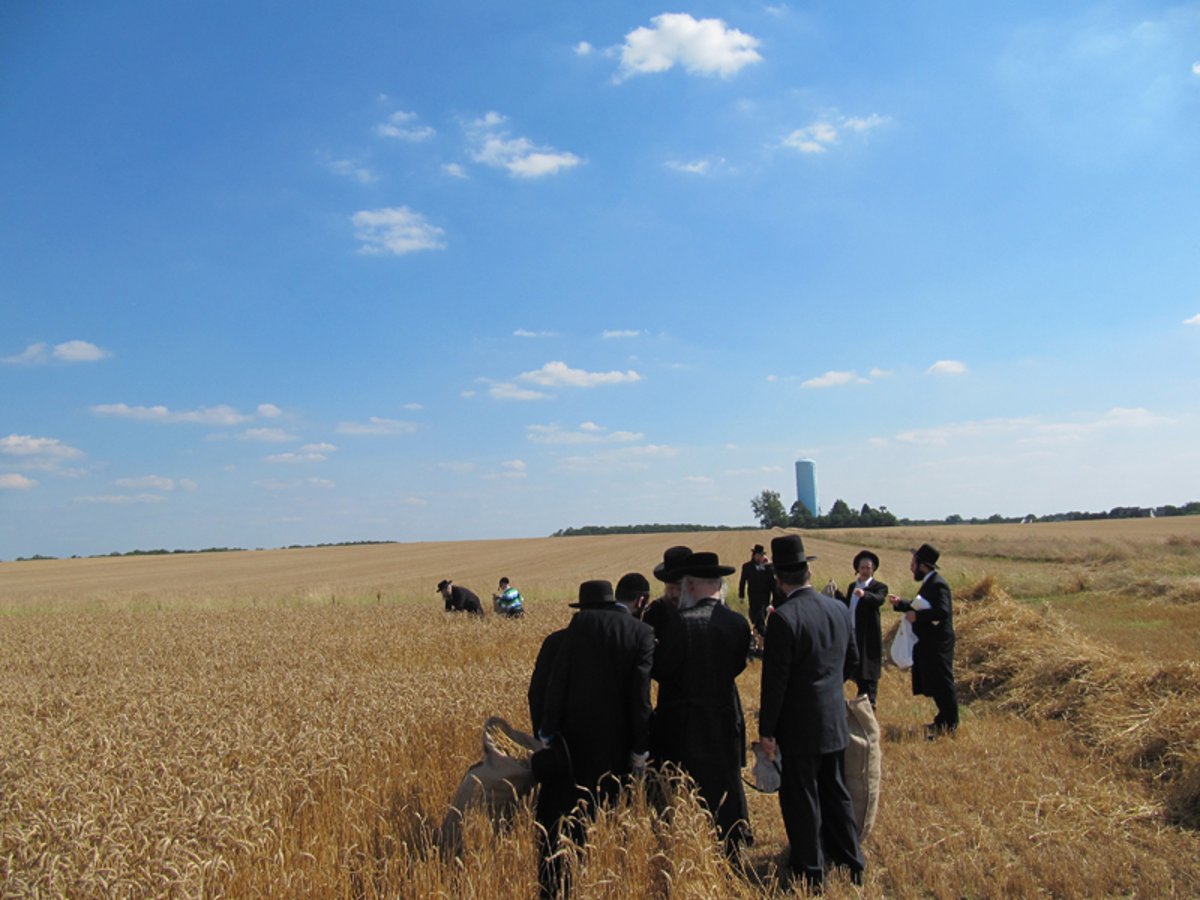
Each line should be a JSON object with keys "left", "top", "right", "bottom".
{"left": 844, "top": 695, "right": 882, "bottom": 842}
{"left": 439, "top": 716, "right": 544, "bottom": 858}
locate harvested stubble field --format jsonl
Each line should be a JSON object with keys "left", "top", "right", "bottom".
{"left": 3, "top": 520, "right": 1200, "bottom": 898}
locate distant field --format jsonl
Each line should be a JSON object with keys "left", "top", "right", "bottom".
{"left": 3, "top": 520, "right": 1199, "bottom": 896}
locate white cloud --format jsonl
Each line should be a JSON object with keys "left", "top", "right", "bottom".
{"left": 526, "top": 423, "right": 644, "bottom": 444}
{"left": 485, "top": 459, "right": 528, "bottom": 480}
{"left": 442, "top": 162, "right": 468, "bottom": 179}
{"left": 466, "top": 112, "right": 582, "bottom": 179}
{"left": 402, "top": 496, "right": 428, "bottom": 506}
{"left": 601, "top": 329, "right": 642, "bottom": 339}
{"left": 868, "top": 368, "right": 894, "bottom": 379}
{"left": 557, "top": 443, "right": 679, "bottom": 473}
{"left": 3, "top": 340, "right": 110, "bottom": 364}
{"left": 352, "top": 206, "right": 446, "bottom": 255}
{"left": 1193, "top": 61, "right": 1200, "bottom": 76}
{"left": 401, "top": 402, "right": 424, "bottom": 410}
{"left": 574, "top": 41, "right": 593, "bottom": 56}
{"left": 891, "top": 408, "right": 1175, "bottom": 447}
{"left": 515, "top": 328, "right": 559, "bottom": 338}
{"left": 1184, "top": 313, "right": 1200, "bottom": 325}
{"left": 801, "top": 370, "right": 869, "bottom": 389}
{"left": 335, "top": 417, "right": 419, "bottom": 435}
{"left": 53, "top": 340, "right": 110, "bottom": 362}
{"left": 74, "top": 493, "right": 167, "bottom": 505}
{"left": 926, "top": 360, "right": 968, "bottom": 376}
{"left": 266, "top": 443, "right": 335, "bottom": 464}
{"left": 782, "top": 113, "right": 890, "bottom": 154}
{"left": 91, "top": 403, "right": 257, "bottom": 425}
{"left": 518, "top": 360, "right": 641, "bottom": 388}
{"left": 2, "top": 343, "right": 48, "bottom": 364}
{"left": 1, "top": 434, "right": 85, "bottom": 460}
{"left": 257, "top": 404, "right": 282, "bottom": 418}
{"left": 0, "top": 473, "right": 37, "bottom": 490}
{"left": 375, "top": 110, "right": 435, "bottom": 142}
{"left": 666, "top": 159, "right": 711, "bottom": 175}
{"left": 489, "top": 382, "right": 550, "bottom": 401}
{"left": 615, "top": 13, "right": 762, "bottom": 81}
{"left": 232, "top": 427, "right": 297, "bottom": 442}
{"left": 253, "top": 477, "right": 334, "bottom": 491}
{"left": 327, "top": 159, "right": 377, "bottom": 184}
{"left": 115, "top": 475, "right": 176, "bottom": 491}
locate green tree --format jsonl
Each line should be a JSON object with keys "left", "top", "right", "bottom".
{"left": 826, "top": 498, "right": 856, "bottom": 528}
{"left": 789, "top": 500, "right": 816, "bottom": 528}
{"left": 750, "top": 490, "right": 789, "bottom": 528}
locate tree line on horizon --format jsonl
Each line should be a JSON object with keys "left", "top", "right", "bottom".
{"left": 748, "top": 489, "right": 1200, "bottom": 530}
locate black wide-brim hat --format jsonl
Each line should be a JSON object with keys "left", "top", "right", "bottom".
{"left": 911, "top": 543, "right": 940, "bottom": 569}
{"left": 853, "top": 550, "right": 880, "bottom": 571}
{"left": 771, "top": 534, "right": 817, "bottom": 573}
{"left": 652, "top": 545, "right": 693, "bottom": 583}
{"left": 673, "top": 551, "right": 736, "bottom": 579}
{"left": 436, "top": 579, "right": 451, "bottom": 593}
{"left": 569, "top": 578, "right": 616, "bottom": 608}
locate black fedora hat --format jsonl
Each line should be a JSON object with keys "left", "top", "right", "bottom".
{"left": 853, "top": 550, "right": 880, "bottom": 571}
{"left": 653, "top": 545, "right": 692, "bottom": 583}
{"left": 751, "top": 544, "right": 766, "bottom": 555}
{"left": 569, "top": 579, "right": 616, "bottom": 608}
{"left": 771, "top": 534, "right": 817, "bottom": 573}
{"left": 615, "top": 572, "right": 650, "bottom": 602}
{"left": 911, "top": 543, "right": 940, "bottom": 569}
{"left": 673, "top": 551, "right": 736, "bottom": 579}
{"left": 435, "top": 579, "right": 451, "bottom": 593}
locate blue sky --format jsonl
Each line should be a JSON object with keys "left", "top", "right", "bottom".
{"left": 2, "top": 1, "right": 1199, "bottom": 557}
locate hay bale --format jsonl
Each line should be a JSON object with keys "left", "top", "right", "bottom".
{"left": 955, "top": 578, "right": 1200, "bottom": 826}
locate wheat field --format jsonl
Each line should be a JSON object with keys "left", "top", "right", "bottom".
{"left": 3, "top": 521, "right": 1200, "bottom": 897}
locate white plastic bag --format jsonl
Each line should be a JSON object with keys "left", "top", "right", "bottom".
{"left": 890, "top": 618, "right": 915, "bottom": 668}
{"left": 889, "top": 596, "right": 930, "bottom": 669}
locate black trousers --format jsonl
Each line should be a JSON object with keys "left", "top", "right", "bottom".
{"left": 777, "top": 748, "right": 865, "bottom": 888}
{"left": 931, "top": 678, "right": 959, "bottom": 730}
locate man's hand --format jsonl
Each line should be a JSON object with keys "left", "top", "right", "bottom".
{"left": 759, "top": 736, "right": 778, "bottom": 762}
{"left": 905, "top": 611, "right": 917, "bottom": 623}
{"left": 887, "top": 593, "right": 902, "bottom": 607}
{"left": 852, "top": 587, "right": 865, "bottom": 599}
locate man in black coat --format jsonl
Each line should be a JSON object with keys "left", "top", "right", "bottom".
{"left": 759, "top": 534, "right": 865, "bottom": 891}
{"left": 652, "top": 551, "right": 752, "bottom": 853}
{"left": 738, "top": 543, "right": 778, "bottom": 654}
{"left": 889, "top": 543, "right": 958, "bottom": 736}
{"left": 535, "top": 580, "right": 655, "bottom": 897}
{"left": 437, "top": 579, "right": 483, "bottom": 615}
{"left": 834, "top": 550, "right": 888, "bottom": 708}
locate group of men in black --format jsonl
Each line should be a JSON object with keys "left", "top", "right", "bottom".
{"left": 451, "top": 534, "right": 958, "bottom": 896}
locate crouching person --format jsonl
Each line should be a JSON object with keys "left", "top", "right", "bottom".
{"left": 531, "top": 579, "right": 654, "bottom": 898}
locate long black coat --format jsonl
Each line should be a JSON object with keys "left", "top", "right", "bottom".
{"left": 835, "top": 578, "right": 888, "bottom": 682}
{"left": 894, "top": 572, "right": 954, "bottom": 698}
{"left": 738, "top": 561, "right": 778, "bottom": 634}
{"left": 528, "top": 628, "right": 567, "bottom": 735}
{"left": 446, "top": 585, "right": 483, "bottom": 615}
{"left": 540, "top": 605, "right": 654, "bottom": 791}
{"left": 759, "top": 587, "right": 857, "bottom": 756}
{"left": 652, "top": 600, "right": 752, "bottom": 843}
